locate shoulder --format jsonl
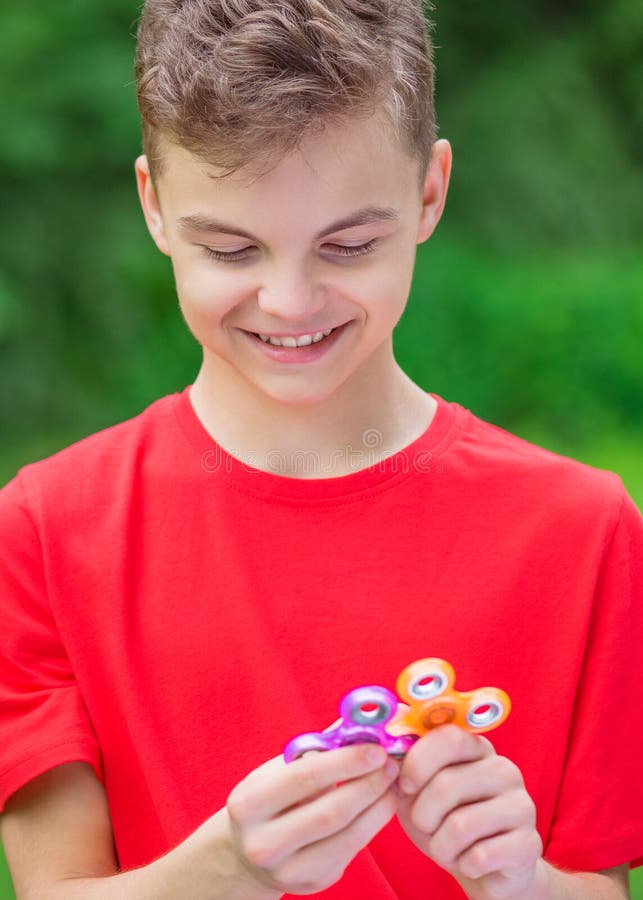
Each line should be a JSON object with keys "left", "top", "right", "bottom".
{"left": 1, "top": 393, "right": 179, "bottom": 522}
{"left": 450, "top": 401, "right": 632, "bottom": 534}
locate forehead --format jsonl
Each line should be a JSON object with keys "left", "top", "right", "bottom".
{"left": 157, "top": 112, "right": 419, "bottom": 218}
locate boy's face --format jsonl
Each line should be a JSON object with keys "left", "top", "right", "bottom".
{"left": 136, "top": 111, "right": 451, "bottom": 406}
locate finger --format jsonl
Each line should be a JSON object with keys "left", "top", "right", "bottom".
{"left": 457, "top": 827, "right": 543, "bottom": 890}
{"left": 303, "top": 739, "right": 398, "bottom": 797}
{"left": 227, "top": 744, "right": 390, "bottom": 825}
{"left": 399, "top": 725, "right": 494, "bottom": 795}
{"left": 410, "top": 754, "right": 524, "bottom": 835}
{"left": 274, "top": 785, "right": 398, "bottom": 892}
{"left": 243, "top": 758, "right": 400, "bottom": 869}
{"left": 427, "top": 791, "right": 537, "bottom": 872}
{"left": 298, "top": 751, "right": 336, "bottom": 805}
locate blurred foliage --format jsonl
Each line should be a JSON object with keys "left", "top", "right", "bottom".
{"left": 0, "top": 2, "right": 642, "bottom": 896}
{"left": 434, "top": 0, "right": 643, "bottom": 252}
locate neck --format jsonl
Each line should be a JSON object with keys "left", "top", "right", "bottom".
{"left": 189, "top": 344, "right": 436, "bottom": 478}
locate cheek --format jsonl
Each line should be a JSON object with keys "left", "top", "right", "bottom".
{"left": 173, "top": 258, "right": 247, "bottom": 321}
{"left": 355, "top": 259, "right": 413, "bottom": 324}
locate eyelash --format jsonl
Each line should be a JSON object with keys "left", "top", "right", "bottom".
{"left": 202, "top": 240, "right": 378, "bottom": 263}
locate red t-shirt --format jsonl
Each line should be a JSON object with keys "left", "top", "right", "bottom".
{"left": 1, "top": 386, "right": 642, "bottom": 899}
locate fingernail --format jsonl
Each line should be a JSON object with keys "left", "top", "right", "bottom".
{"left": 385, "top": 759, "right": 399, "bottom": 779}
{"left": 366, "top": 745, "right": 387, "bottom": 766}
{"left": 399, "top": 776, "right": 416, "bottom": 794}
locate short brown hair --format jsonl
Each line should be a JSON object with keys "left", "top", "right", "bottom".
{"left": 134, "top": 0, "right": 437, "bottom": 190}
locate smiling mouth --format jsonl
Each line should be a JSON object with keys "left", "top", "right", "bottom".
{"left": 246, "top": 323, "right": 348, "bottom": 347}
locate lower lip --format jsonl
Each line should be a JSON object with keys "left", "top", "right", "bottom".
{"left": 240, "top": 322, "right": 352, "bottom": 364}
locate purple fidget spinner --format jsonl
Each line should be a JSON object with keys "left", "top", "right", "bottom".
{"left": 283, "top": 685, "right": 418, "bottom": 763}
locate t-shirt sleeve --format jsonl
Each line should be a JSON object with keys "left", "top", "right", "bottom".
{"left": 544, "top": 482, "right": 643, "bottom": 872}
{"left": 0, "top": 471, "right": 103, "bottom": 812}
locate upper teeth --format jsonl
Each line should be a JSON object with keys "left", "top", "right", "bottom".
{"left": 258, "top": 329, "right": 334, "bottom": 347}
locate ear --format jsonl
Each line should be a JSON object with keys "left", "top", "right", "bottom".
{"left": 134, "top": 155, "right": 171, "bottom": 256}
{"left": 416, "top": 139, "right": 453, "bottom": 245}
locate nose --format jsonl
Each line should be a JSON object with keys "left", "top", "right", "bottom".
{"left": 257, "top": 263, "right": 326, "bottom": 321}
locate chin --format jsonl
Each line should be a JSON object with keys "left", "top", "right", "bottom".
{"left": 251, "top": 377, "right": 343, "bottom": 408}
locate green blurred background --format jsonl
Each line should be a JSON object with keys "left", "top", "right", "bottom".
{"left": 0, "top": 0, "right": 641, "bottom": 895}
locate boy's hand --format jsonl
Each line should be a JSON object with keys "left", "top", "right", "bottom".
{"left": 225, "top": 743, "right": 399, "bottom": 896}
{"left": 395, "top": 725, "right": 543, "bottom": 900}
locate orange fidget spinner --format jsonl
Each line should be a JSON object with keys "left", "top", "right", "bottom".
{"left": 388, "top": 658, "right": 511, "bottom": 738}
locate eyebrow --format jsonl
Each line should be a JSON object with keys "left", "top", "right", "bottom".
{"left": 177, "top": 205, "right": 400, "bottom": 242}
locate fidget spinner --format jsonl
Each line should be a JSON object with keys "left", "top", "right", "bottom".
{"left": 389, "top": 658, "right": 511, "bottom": 738}
{"left": 283, "top": 658, "right": 511, "bottom": 763}
{"left": 283, "top": 685, "right": 418, "bottom": 763}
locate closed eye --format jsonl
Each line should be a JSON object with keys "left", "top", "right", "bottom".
{"left": 202, "top": 240, "right": 379, "bottom": 263}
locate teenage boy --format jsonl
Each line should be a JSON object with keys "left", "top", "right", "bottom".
{"left": 1, "top": 2, "right": 641, "bottom": 899}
